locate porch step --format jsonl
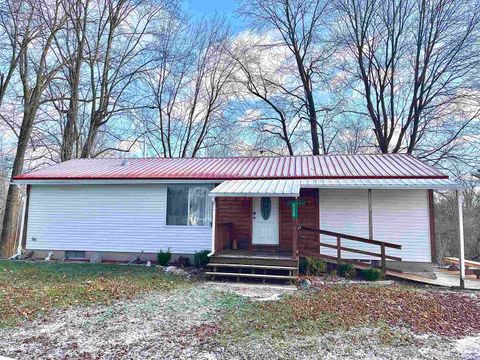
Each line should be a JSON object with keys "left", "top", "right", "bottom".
{"left": 205, "top": 272, "right": 296, "bottom": 280}
{"left": 207, "top": 263, "right": 298, "bottom": 271}
{"left": 209, "top": 256, "right": 298, "bottom": 267}
{"left": 207, "top": 254, "right": 299, "bottom": 283}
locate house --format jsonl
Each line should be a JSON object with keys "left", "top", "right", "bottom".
{"left": 13, "top": 154, "right": 467, "bottom": 284}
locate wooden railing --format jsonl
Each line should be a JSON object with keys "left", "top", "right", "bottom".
{"left": 298, "top": 226, "right": 402, "bottom": 274}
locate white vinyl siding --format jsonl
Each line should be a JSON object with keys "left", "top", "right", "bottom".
{"left": 319, "top": 189, "right": 372, "bottom": 259}
{"left": 26, "top": 185, "right": 212, "bottom": 254}
{"left": 372, "top": 190, "right": 431, "bottom": 262}
{"left": 319, "top": 189, "right": 431, "bottom": 262}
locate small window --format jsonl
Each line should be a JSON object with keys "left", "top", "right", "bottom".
{"left": 166, "top": 186, "right": 212, "bottom": 226}
{"left": 65, "top": 250, "right": 86, "bottom": 259}
{"left": 166, "top": 187, "right": 189, "bottom": 225}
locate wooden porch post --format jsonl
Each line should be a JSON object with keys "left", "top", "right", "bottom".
{"left": 336, "top": 236, "right": 341, "bottom": 264}
{"left": 368, "top": 189, "right": 373, "bottom": 240}
{"left": 292, "top": 197, "right": 298, "bottom": 259}
{"left": 381, "top": 243, "right": 386, "bottom": 274}
{"left": 457, "top": 190, "right": 466, "bottom": 289}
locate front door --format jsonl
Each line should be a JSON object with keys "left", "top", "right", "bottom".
{"left": 252, "top": 197, "right": 279, "bottom": 245}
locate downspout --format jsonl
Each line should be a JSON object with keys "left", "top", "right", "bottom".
{"left": 456, "top": 190, "right": 466, "bottom": 289}
{"left": 208, "top": 196, "right": 216, "bottom": 257}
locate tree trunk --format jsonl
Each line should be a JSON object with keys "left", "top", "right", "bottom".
{"left": 0, "top": 106, "right": 35, "bottom": 257}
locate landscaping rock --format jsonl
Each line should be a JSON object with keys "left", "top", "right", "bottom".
{"left": 90, "top": 253, "right": 103, "bottom": 264}
{"left": 298, "top": 278, "right": 311, "bottom": 290}
{"left": 165, "top": 266, "right": 188, "bottom": 277}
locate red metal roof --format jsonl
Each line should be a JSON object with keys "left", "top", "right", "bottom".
{"left": 14, "top": 154, "right": 448, "bottom": 181}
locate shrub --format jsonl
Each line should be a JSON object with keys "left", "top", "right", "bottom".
{"left": 337, "top": 263, "right": 357, "bottom": 279}
{"left": 194, "top": 250, "right": 210, "bottom": 268}
{"left": 172, "top": 256, "right": 190, "bottom": 267}
{"left": 362, "top": 268, "right": 383, "bottom": 281}
{"left": 305, "top": 257, "right": 327, "bottom": 276}
{"left": 157, "top": 248, "right": 172, "bottom": 266}
{"left": 299, "top": 257, "right": 308, "bottom": 275}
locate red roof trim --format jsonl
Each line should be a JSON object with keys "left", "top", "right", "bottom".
{"left": 14, "top": 175, "right": 449, "bottom": 181}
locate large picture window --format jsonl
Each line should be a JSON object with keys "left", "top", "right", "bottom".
{"left": 166, "top": 186, "right": 212, "bottom": 226}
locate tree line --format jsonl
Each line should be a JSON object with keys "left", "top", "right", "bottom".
{"left": 0, "top": 0, "right": 479, "bottom": 256}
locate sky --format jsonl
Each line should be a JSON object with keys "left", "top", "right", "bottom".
{"left": 182, "top": 0, "right": 246, "bottom": 33}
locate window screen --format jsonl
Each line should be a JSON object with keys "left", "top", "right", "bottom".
{"left": 166, "top": 187, "right": 189, "bottom": 225}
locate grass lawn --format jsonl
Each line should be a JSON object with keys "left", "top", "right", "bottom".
{"left": 217, "top": 283, "right": 480, "bottom": 341}
{"left": 0, "top": 260, "right": 188, "bottom": 327}
{"left": 1, "top": 263, "right": 480, "bottom": 358}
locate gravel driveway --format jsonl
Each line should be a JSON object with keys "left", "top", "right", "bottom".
{"left": 1, "top": 282, "right": 479, "bottom": 360}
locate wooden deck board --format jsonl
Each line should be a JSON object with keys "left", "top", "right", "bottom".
{"left": 207, "top": 263, "right": 298, "bottom": 270}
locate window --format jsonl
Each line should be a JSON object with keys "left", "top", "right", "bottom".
{"left": 166, "top": 186, "right": 212, "bottom": 226}
{"left": 65, "top": 250, "right": 86, "bottom": 259}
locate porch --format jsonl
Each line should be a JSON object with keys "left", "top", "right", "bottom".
{"left": 206, "top": 178, "right": 468, "bottom": 287}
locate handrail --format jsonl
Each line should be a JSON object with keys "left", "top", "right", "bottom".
{"left": 298, "top": 225, "right": 402, "bottom": 274}
{"left": 298, "top": 226, "right": 402, "bottom": 249}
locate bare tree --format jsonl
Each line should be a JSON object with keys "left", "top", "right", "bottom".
{"left": 229, "top": 35, "right": 302, "bottom": 155}
{"left": 53, "top": 0, "right": 90, "bottom": 161}
{"left": 335, "top": 0, "right": 480, "bottom": 159}
{"left": 79, "top": 0, "right": 166, "bottom": 158}
{"left": 435, "top": 187, "right": 480, "bottom": 263}
{"left": 1, "top": 0, "right": 65, "bottom": 257}
{"left": 239, "top": 0, "right": 335, "bottom": 155}
{"left": 0, "top": 0, "right": 35, "bottom": 108}
{"left": 39, "top": 0, "right": 169, "bottom": 161}
{"left": 143, "top": 16, "right": 234, "bottom": 158}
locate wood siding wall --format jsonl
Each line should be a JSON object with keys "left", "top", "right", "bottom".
{"left": 215, "top": 197, "right": 252, "bottom": 250}
{"left": 214, "top": 190, "right": 320, "bottom": 253}
{"left": 281, "top": 189, "right": 319, "bottom": 255}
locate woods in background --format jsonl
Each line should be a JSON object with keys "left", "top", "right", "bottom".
{"left": 0, "top": 0, "right": 479, "bottom": 257}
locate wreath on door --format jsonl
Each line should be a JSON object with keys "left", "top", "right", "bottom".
{"left": 260, "top": 197, "right": 271, "bottom": 220}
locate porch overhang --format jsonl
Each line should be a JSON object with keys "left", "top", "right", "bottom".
{"left": 300, "top": 178, "right": 464, "bottom": 190}
{"left": 209, "top": 179, "right": 300, "bottom": 198}
{"left": 210, "top": 178, "right": 463, "bottom": 197}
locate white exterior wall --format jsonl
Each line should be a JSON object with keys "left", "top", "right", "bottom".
{"left": 25, "top": 185, "right": 212, "bottom": 254}
{"left": 319, "top": 189, "right": 432, "bottom": 262}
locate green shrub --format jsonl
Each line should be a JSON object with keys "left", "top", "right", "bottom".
{"left": 305, "top": 257, "right": 327, "bottom": 276}
{"left": 361, "top": 268, "right": 383, "bottom": 281}
{"left": 299, "top": 257, "right": 308, "bottom": 275}
{"left": 194, "top": 250, "right": 210, "bottom": 268}
{"left": 157, "top": 248, "right": 172, "bottom": 266}
{"left": 337, "top": 263, "right": 357, "bottom": 279}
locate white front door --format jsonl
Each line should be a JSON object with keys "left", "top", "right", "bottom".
{"left": 252, "top": 197, "right": 279, "bottom": 245}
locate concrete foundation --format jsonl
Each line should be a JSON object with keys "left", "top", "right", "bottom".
{"left": 25, "top": 249, "right": 195, "bottom": 264}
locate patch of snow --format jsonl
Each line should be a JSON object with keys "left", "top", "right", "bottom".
{"left": 455, "top": 335, "right": 480, "bottom": 359}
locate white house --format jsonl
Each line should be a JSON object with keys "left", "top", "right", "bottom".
{"left": 13, "top": 154, "right": 466, "bottom": 283}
